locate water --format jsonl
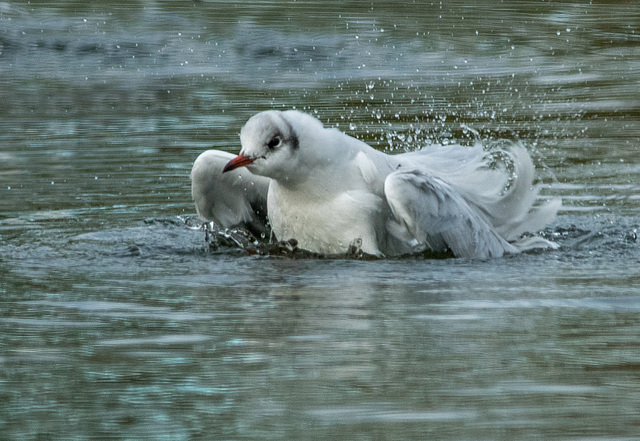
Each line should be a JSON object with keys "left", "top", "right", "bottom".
{"left": 1, "top": 1, "right": 639, "bottom": 439}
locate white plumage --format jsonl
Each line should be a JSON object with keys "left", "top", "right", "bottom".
{"left": 191, "top": 149, "right": 270, "bottom": 238}
{"left": 194, "top": 110, "right": 560, "bottom": 258}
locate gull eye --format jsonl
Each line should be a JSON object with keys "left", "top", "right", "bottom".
{"left": 267, "top": 135, "right": 282, "bottom": 150}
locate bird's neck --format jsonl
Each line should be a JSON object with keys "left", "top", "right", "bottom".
{"left": 271, "top": 165, "right": 343, "bottom": 201}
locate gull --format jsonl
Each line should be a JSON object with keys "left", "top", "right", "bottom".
{"left": 213, "top": 110, "right": 560, "bottom": 258}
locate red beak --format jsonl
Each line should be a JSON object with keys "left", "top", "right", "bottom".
{"left": 222, "top": 153, "right": 255, "bottom": 173}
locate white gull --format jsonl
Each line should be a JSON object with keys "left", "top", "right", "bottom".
{"left": 199, "top": 110, "right": 560, "bottom": 258}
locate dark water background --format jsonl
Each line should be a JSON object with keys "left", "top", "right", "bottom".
{"left": 1, "top": 1, "right": 639, "bottom": 439}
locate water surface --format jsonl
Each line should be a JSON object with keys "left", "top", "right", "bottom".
{"left": 1, "top": 1, "right": 640, "bottom": 440}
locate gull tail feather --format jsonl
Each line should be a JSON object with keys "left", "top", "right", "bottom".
{"left": 432, "top": 141, "right": 560, "bottom": 250}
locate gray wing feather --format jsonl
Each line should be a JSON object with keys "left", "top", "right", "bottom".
{"left": 384, "top": 169, "right": 517, "bottom": 258}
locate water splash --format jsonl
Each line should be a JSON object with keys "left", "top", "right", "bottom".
{"left": 185, "top": 216, "right": 378, "bottom": 259}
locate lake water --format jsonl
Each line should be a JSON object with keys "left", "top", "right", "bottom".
{"left": 1, "top": 1, "right": 639, "bottom": 439}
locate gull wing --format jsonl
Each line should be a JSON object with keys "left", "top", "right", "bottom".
{"left": 384, "top": 168, "right": 518, "bottom": 258}
{"left": 191, "top": 150, "right": 270, "bottom": 237}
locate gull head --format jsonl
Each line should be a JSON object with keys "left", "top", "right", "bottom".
{"left": 223, "top": 110, "right": 313, "bottom": 181}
